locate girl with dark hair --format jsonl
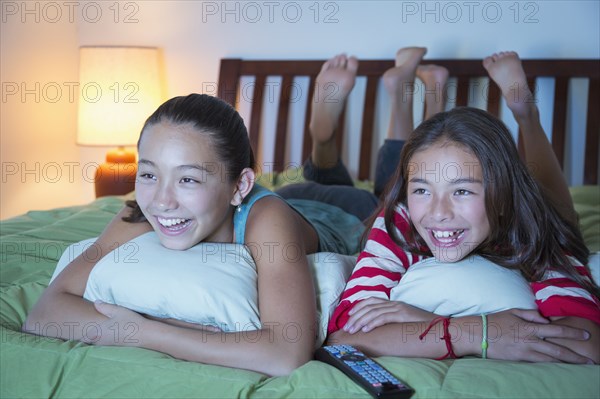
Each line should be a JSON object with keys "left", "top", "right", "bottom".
{"left": 23, "top": 93, "right": 367, "bottom": 376}
{"left": 326, "top": 50, "right": 599, "bottom": 364}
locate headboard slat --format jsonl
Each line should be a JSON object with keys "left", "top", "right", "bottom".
{"left": 455, "top": 77, "right": 470, "bottom": 107}
{"left": 584, "top": 78, "right": 599, "bottom": 185}
{"left": 218, "top": 59, "right": 241, "bottom": 106}
{"left": 302, "top": 76, "right": 316, "bottom": 164}
{"left": 337, "top": 108, "right": 347, "bottom": 156}
{"left": 359, "top": 76, "right": 379, "bottom": 180}
{"left": 274, "top": 75, "right": 294, "bottom": 169}
{"left": 248, "top": 75, "right": 266, "bottom": 155}
{"left": 486, "top": 81, "right": 501, "bottom": 118}
{"left": 551, "top": 77, "right": 569, "bottom": 168}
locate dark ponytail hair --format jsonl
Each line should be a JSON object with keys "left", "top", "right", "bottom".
{"left": 368, "top": 107, "right": 598, "bottom": 299}
{"left": 124, "top": 94, "right": 255, "bottom": 222}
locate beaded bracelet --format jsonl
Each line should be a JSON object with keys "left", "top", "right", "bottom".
{"left": 481, "top": 314, "right": 488, "bottom": 359}
{"left": 419, "top": 316, "right": 459, "bottom": 360}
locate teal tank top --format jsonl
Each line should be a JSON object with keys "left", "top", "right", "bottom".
{"left": 233, "top": 184, "right": 364, "bottom": 255}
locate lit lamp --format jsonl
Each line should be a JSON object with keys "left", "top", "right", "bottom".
{"left": 77, "top": 46, "right": 163, "bottom": 197}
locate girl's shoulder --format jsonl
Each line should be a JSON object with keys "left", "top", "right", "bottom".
{"left": 243, "top": 192, "right": 316, "bottom": 263}
{"left": 242, "top": 184, "right": 279, "bottom": 205}
{"left": 236, "top": 184, "right": 305, "bottom": 242}
{"left": 237, "top": 184, "right": 290, "bottom": 219}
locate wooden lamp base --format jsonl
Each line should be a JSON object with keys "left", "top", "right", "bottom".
{"left": 94, "top": 147, "right": 137, "bottom": 198}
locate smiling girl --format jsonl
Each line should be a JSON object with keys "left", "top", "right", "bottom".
{"left": 405, "top": 142, "right": 490, "bottom": 263}
{"left": 23, "top": 93, "right": 371, "bottom": 376}
{"left": 326, "top": 49, "right": 599, "bottom": 364}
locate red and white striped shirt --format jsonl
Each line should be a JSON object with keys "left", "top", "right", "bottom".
{"left": 328, "top": 205, "right": 600, "bottom": 333}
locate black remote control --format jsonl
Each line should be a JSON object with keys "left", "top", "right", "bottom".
{"left": 315, "top": 344, "right": 414, "bottom": 399}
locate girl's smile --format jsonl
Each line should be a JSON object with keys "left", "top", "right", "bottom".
{"left": 154, "top": 216, "right": 193, "bottom": 235}
{"left": 406, "top": 142, "right": 491, "bottom": 262}
{"left": 428, "top": 228, "right": 466, "bottom": 247}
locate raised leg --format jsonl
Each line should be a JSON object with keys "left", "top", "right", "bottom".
{"left": 416, "top": 64, "right": 449, "bottom": 120}
{"left": 373, "top": 48, "right": 427, "bottom": 197}
{"left": 383, "top": 47, "right": 427, "bottom": 141}
{"left": 483, "top": 51, "right": 576, "bottom": 223}
{"left": 309, "top": 54, "right": 358, "bottom": 169}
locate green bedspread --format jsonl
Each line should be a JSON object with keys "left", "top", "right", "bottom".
{"left": 1, "top": 187, "right": 599, "bottom": 398}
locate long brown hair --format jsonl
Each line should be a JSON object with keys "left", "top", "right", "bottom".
{"left": 368, "top": 107, "right": 598, "bottom": 298}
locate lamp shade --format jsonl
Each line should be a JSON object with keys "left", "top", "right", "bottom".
{"left": 77, "top": 46, "right": 162, "bottom": 146}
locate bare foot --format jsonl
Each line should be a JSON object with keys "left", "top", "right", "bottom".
{"left": 416, "top": 64, "right": 449, "bottom": 118}
{"left": 483, "top": 51, "right": 535, "bottom": 120}
{"left": 309, "top": 54, "right": 358, "bottom": 144}
{"left": 485, "top": 51, "right": 575, "bottom": 223}
{"left": 383, "top": 47, "right": 427, "bottom": 140}
{"left": 383, "top": 47, "right": 427, "bottom": 96}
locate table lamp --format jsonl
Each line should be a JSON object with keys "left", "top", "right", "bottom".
{"left": 77, "top": 46, "right": 163, "bottom": 197}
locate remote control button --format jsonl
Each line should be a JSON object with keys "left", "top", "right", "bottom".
{"left": 341, "top": 354, "right": 366, "bottom": 362}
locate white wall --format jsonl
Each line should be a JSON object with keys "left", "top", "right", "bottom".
{"left": 2, "top": 0, "right": 599, "bottom": 219}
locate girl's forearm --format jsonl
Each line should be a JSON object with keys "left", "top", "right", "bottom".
{"left": 328, "top": 310, "right": 595, "bottom": 364}
{"left": 140, "top": 318, "right": 314, "bottom": 376}
{"left": 25, "top": 296, "right": 314, "bottom": 376}
{"left": 327, "top": 316, "right": 482, "bottom": 359}
{"left": 22, "top": 292, "right": 109, "bottom": 341}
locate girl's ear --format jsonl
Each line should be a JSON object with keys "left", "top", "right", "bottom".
{"left": 230, "top": 168, "right": 256, "bottom": 207}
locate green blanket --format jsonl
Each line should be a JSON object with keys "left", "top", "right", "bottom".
{"left": 1, "top": 187, "right": 599, "bottom": 398}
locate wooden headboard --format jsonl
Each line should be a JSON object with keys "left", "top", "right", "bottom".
{"left": 218, "top": 58, "right": 599, "bottom": 185}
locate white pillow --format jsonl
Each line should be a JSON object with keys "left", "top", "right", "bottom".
{"left": 51, "top": 233, "right": 356, "bottom": 346}
{"left": 310, "top": 252, "right": 356, "bottom": 344}
{"left": 390, "top": 255, "right": 537, "bottom": 317}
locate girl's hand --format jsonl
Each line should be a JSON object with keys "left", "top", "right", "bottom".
{"left": 486, "top": 309, "right": 593, "bottom": 364}
{"left": 84, "top": 301, "right": 147, "bottom": 347}
{"left": 344, "top": 297, "right": 436, "bottom": 334}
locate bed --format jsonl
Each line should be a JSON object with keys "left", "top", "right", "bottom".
{"left": 1, "top": 57, "right": 599, "bottom": 398}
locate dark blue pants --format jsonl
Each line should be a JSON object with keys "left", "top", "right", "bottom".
{"left": 276, "top": 140, "right": 405, "bottom": 222}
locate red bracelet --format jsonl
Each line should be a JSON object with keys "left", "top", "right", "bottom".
{"left": 419, "top": 316, "right": 459, "bottom": 360}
